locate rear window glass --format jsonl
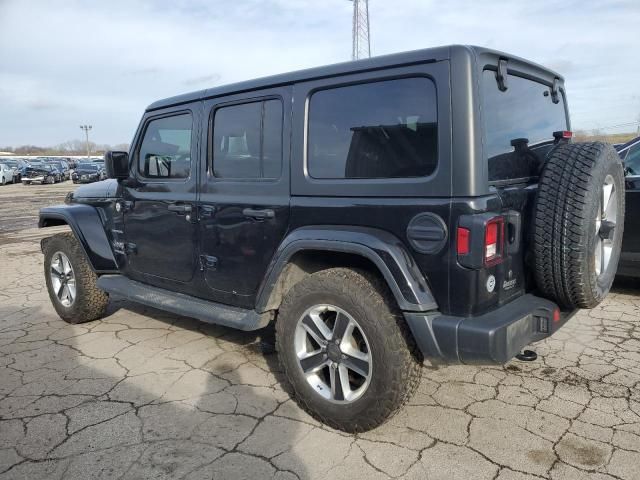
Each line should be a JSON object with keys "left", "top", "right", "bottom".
{"left": 307, "top": 77, "right": 438, "bottom": 179}
{"left": 482, "top": 71, "right": 567, "bottom": 183}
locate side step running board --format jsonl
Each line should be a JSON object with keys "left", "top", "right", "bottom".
{"left": 97, "top": 275, "right": 269, "bottom": 331}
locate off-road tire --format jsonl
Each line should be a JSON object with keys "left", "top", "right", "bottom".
{"left": 43, "top": 232, "right": 109, "bottom": 323}
{"left": 533, "top": 142, "right": 625, "bottom": 309}
{"left": 276, "top": 267, "right": 422, "bottom": 433}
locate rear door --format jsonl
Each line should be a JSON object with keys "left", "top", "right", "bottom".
{"left": 197, "top": 88, "right": 291, "bottom": 309}
{"left": 477, "top": 67, "right": 569, "bottom": 311}
{"left": 122, "top": 104, "right": 201, "bottom": 289}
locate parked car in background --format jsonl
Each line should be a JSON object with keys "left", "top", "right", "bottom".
{"left": 0, "top": 163, "right": 14, "bottom": 185}
{"left": 89, "top": 159, "right": 108, "bottom": 179}
{"left": 71, "top": 162, "right": 102, "bottom": 183}
{"left": 47, "top": 160, "right": 71, "bottom": 180}
{"left": 616, "top": 136, "right": 640, "bottom": 277}
{"left": 2, "top": 160, "right": 24, "bottom": 183}
{"left": 22, "top": 164, "right": 61, "bottom": 184}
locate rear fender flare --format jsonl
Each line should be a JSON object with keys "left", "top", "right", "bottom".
{"left": 256, "top": 226, "right": 437, "bottom": 313}
{"left": 39, "top": 204, "right": 118, "bottom": 273}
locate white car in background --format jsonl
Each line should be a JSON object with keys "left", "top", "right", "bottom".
{"left": 0, "top": 164, "right": 14, "bottom": 185}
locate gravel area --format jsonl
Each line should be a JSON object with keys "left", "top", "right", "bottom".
{"left": 0, "top": 181, "right": 639, "bottom": 479}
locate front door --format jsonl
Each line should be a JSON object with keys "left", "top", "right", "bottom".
{"left": 123, "top": 105, "right": 200, "bottom": 288}
{"left": 198, "top": 88, "right": 291, "bottom": 309}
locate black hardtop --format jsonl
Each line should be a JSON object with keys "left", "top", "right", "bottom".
{"left": 146, "top": 45, "right": 564, "bottom": 112}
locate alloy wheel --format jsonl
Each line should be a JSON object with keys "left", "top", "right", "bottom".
{"left": 50, "top": 251, "right": 76, "bottom": 307}
{"left": 294, "top": 304, "right": 372, "bottom": 403}
{"left": 594, "top": 174, "right": 618, "bottom": 277}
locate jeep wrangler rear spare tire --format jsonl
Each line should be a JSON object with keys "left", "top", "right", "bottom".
{"left": 276, "top": 268, "right": 421, "bottom": 433}
{"left": 533, "top": 142, "right": 625, "bottom": 309}
{"left": 44, "top": 232, "right": 109, "bottom": 323}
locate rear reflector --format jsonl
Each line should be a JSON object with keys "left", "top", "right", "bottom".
{"left": 457, "top": 227, "right": 470, "bottom": 255}
{"left": 553, "top": 308, "right": 561, "bottom": 323}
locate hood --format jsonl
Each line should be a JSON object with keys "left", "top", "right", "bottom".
{"left": 70, "top": 179, "right": 119, "bottom": 200}
{"left": 25, "top": 166, "right": 53, "bottom": 175}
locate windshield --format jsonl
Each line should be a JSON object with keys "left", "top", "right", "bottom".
{"left": 482, "top": 71, "right": 568, "bottom": 183}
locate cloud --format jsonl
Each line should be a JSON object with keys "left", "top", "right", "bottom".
{"left": 27, "top": 100, "right": 63, "bottom": 111}
{"left": 0, "top": 0, "right": 638, "bottom": 145}
{"left": 182, "top": 74, "right": 221, "bottom": 86}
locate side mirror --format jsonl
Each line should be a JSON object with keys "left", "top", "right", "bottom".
{"left": 104, "top": 151, "right": 129, "bottom": 180}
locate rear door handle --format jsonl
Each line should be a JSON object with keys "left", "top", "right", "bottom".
{"left": 167, "top": 203, "right": 192, "bottom": 213}
{"left": 242, "top": 208, "right": 275, "bottom": 219}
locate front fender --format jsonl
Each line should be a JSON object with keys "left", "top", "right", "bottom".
{"left": 39, "top": 204, "right": 118, "bottom": 273}
{"left": 256, "top": 226, "right": 438, "bottom": 313}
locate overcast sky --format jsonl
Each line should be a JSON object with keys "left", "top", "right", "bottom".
{"left": 1, "top": 0, "right": 639, "bottom": 146}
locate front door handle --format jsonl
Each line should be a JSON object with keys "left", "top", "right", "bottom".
{"left": 167, "top": 203, "right": 192, "bottom": 213}
{"left": 242, "top": 208, "right": 275, "bottom": 219}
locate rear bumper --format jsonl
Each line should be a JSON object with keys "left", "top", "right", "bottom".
{"left": 404, "top": 294, "right": 575, "bottom": 364}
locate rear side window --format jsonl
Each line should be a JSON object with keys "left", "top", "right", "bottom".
{"left": 307, "top": 77, "right": 438, "bottom": 179}
{"left": 212, "top": 99, "right": 283, "bottom": 179}
{"left": 138, "top": 113, "right": 192, "bottom": 179}
{"left": 482, "top": 71, "right": 568, "bottom": 182}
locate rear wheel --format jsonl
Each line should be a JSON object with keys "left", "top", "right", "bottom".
{"left": 276, "top": 268, "right": 421, "bottom": 432}
{"left": 44, "top": 232, "right": 109, "bottom": 323}
{"left": 533, "top": 142, "right": 625, "bottom": 309}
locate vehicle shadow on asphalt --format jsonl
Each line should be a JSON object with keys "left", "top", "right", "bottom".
{"left": 0, "top": 299, "right": 310, "bottom": 479}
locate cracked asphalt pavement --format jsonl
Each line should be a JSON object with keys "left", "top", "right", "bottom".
{"left": 0, "top": 181, "right": 639, "bottom": 479}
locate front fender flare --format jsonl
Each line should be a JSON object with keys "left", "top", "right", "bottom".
{"left": 256, "top": 226, "right": 437, "bottom": 313}
{"left": 39, "top": 204, "right": 118, "bottom": 273}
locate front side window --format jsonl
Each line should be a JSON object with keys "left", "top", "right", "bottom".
{"left": 138, "top": 113, "right": 192, "bottom": 179}
{"left": 212, "top": 99, "right": 282, "bottom": 179}
{"left": 307, "top": 77, "right": 438, "bottom": 179}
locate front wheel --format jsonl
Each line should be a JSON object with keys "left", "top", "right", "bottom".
{"left": 276, "top": 268, "right": 421, "bottom": 432}
{"left": 43, "top": 232, "right": 109, "bottom": 323}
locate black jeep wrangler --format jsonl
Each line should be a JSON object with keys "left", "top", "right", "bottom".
{"left": 39, "top": 45, "right": 625, "bottom": 432}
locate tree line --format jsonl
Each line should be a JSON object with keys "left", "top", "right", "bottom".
{"left": 0, "top": 140, "right": 130, "bottom": 156}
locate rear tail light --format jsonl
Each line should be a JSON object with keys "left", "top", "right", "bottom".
{"left": 457, "top": 227, "right": 470, "bottom": 255}
{"left": 484, "top": 216, "right": 504, "bottom": 266}
{"left": 553, "top": 130, "right": 573, "bottom": 140}
{"left": 457, "top": 213, "right": 508, "bottom": 269}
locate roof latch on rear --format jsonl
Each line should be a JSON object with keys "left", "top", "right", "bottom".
{"left": 496, "top": 58, "right": 508, "bottom": 91}
{"left": 551, "top": 77, "right": 560, "bottom": 104}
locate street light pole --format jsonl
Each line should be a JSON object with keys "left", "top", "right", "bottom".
{"left": 79, "top": 125, "right": 92, "bottom": 158}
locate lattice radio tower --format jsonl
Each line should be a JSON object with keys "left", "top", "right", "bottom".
{"left": 350, "top": 0, "right": 371, "bottom": 60}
